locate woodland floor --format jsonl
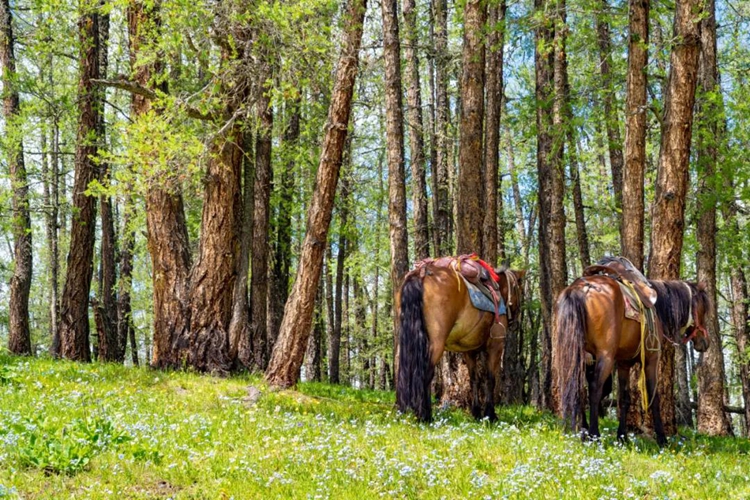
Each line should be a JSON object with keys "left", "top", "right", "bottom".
{"left": 0, "top": 356, "right": 748, "bottom": 499}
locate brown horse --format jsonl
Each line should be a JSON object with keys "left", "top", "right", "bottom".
{"left": 555, "top": 275, "right": 710, "bottom": 445}
{"left": 396, "top": 262, "right": 525, "bottom": 422}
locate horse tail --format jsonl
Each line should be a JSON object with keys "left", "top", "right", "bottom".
{"left": 555, "top": 285, "right": 588, "bottom": 431}
{"left": 396, "top": 273, "right": 434, "bottom": 422}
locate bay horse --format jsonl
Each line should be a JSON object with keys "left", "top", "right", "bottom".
{"left": 396, "top": 261, "right": 525, "bottom": 422}
{"left": 555, "top": 275, "right": 710, "bottom": 445}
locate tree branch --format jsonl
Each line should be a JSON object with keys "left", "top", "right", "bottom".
{"left": 92, "top": 77, "right": 218, "bottom": 121}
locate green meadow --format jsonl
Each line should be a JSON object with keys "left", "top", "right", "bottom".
{"left": 0, "top": 355, "right": 747, "bottom": 499}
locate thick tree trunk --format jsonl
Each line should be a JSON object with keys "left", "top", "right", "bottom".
{"left": 187, "top": 116, "right": 244, "bottom": 374}
{"left": 331, "top": 169, "right": 350, "bottom": 384}
{"left": 433, "top": 0, "right": 452, "bottom": 256}
{"left": 2, "top": 0, "right": 32, "bottom": 355}
{"left": 646, "top": 0, "right": 703, "bottom": 436}
{"left": 456, "top": 0, "right": 486, "bottom": 256}
{"left": 229, "top": 129, "right": 253, "bottom": 368}
{"left": 402, "top": 0, "right": 429, "bottom": 261}
{"left": 381, "top": 0, "right": 409, "bottom": 377}
{"left": 695, "top": 0, "right": 732, "bottom": 436}
{"left": 96, "top": 8, "right": 120, "bottom": 363}
{"left": 596, "top": 0, "right": 624, "bottom": 219}
{"left": 264, "top": 0, "right": 366, "bottom": 388}
{"left": 621, "top": 0, "right": 648, "bottom": 270}
{"left": 251, "top": 84, "right": 273, "bottom": 370}
{"left": 268, "top": 99, "right": 300, "bottom": 367}
{"left": 129, "top": 0, "right": 193, "bottom": 370}
{"left": 483, "top": 1, "right": 506, "bottom": 266}
{"left": 535, "top": 0, "right": 566, "bottom": 411}
{"left": 59, "top": 7, "right": 102, "bottom": 362}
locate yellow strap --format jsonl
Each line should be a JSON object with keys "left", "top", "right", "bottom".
{"left": 622, "top": 279, "right": 650, "bottom": 411}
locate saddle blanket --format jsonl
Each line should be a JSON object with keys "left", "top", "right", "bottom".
{"left": 462, "top": 275, "right": 507, "bottom": 316}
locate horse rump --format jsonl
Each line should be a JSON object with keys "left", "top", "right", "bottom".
{"left": 555, "top": 285, "right": 588, "bottom": 431}
{"left": 396, "top": 274, "right": 434, "bottom": 422}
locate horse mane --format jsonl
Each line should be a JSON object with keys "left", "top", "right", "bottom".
{"left": 649, "top": 280, "right": 710, "bottom": 337}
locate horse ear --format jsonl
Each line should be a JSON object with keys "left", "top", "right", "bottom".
{"left": 697, "top": 281, "right": 707, "bottom": 292}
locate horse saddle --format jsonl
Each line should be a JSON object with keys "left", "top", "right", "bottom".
{"left": 416, "top": 254, "right": 505, "bottom": 322}
{"left": 583, "top": 256, "right": 657, "bottom": 308}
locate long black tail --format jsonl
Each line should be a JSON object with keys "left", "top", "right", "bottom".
{"left": 396, "top": 274, "right": 434, "bottom": 422}
{"left": 555, "top": 286, "right": 588, "bottom": 430}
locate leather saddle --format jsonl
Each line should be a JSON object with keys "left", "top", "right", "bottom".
{"left": 583, "top": 256, "right": 657, "bottom": 308}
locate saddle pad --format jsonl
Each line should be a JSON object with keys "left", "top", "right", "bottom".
{"left": 462, "top": 275, "right": 507, "bottom": 316}
{"left": 618, "top": 282, "right": 642, "bottom": 322}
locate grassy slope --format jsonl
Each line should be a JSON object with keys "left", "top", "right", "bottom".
{"left": 0, "top": 356, "right": 748, "bottom": 499}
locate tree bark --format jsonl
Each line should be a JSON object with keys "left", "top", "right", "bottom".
{"left": 251, "top": 81, "right": 273, "bottom": 370}
{"left": 596, "top": 0, "right": 624, "bottom": 219}
{"left": 331, "top": 168, "right": 350, "bottom": 384}
{"left": 483, "top": 0, "right": 506, "bottom": 266}
{"left": 325, "top": 249, "right": 335, "bottom": 381}
{"left": 456, "top": 0, "right": 486, "bottom": 256}
{"left": 730, "top": 264, "right": 750, "bottom": 434}
{"left": 646, "top": 0, "right": 703, "bottom": 436}
{"left": 268, "top": 98, "right": 300, "bottom": 369}
{"left": 129, "top": 0, "right": 193, "bottom": 370}
{"left": 402, "top": 0, "right": 429, "bottom": 261}
{"left": 695, "top": 0, "right": 732, "bottom": 436}
{"left": 433, "top": 0, "right": 452, "bottom": 256}
{"left": 381, "top": 0, "right": 410, "bottom": 378}
{"left": 96, "top": 6, "right": 120, "bottom": 363}
{"left": 48, "top": 120, "right": 61, "bottom": 356}
{"left": 59, "top": 6, "right": 102, "bottom": 362}
{"left": 187, "top": 114, "right": 244, "bottom": 374}
{"left": 229, "top": 129, "right": 253, "bottom": 368}
{"left": 264, "top": 0, "right": 366, "bottom": 388}
{"left": 570, "top": 134, "right": 590, "bottom": 269}
{"left": 621, "top": 0, "right": 649, "bottom": 270}
{"left": 2, "top": 0, "right": 32, "bottom": 355}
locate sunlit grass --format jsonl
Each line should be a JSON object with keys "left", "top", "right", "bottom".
{"left": 0, "top": 354, "right": 747, "bottom": 499}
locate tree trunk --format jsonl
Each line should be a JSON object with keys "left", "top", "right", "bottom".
{"left": 456, "top": 0, "right": 486, "bottom": 257}
{"left": 381, "top": 0, "right": 410, "bottom": 378}
{"left": 570, "top": 133, "right": 590, "bottom": 269}
{"left": 129, "top": 0, "right": 193, "bottom": 370}
{"left": 730, "top": 264, "right": 750, "bottom": 434}
{"left": 675, "top": 345, "right": 693, "bottom": 427}
{"left": 264, "top": 0, "right": 366, "bottom": 388}
{"left": 646, "top": 0, "right": 703, "bottom": 436}
{"left": 49, "top": 119, "right": 61, "bottom": 356}
{"left": 621, "top": 0, "right": 649, "bottom": 270}
{"left": 331, "top": 169, "right": 350, "bottom": 384}
{"left": 306, "top": 282, "right": 324, "bottom": 382}
{"left": 596, "top": 0, "right": 624, "bottom": 219}
{"left": 325, "top": 250, "right": 335, "bottom": 381}
{"left": 535, "top": 0, "right": 567, "bottom": 411}
{"left": 433, "top": 0, "right": 452, "bottom": 256}
{"left": 229, "top": 129, "right": 253, "bottom": 367}
{"left": 97, "top": 7, "right": 120, "bottom": 363}
{"left": 2, "top": 0, "right": 32, "bottom": 356}
{"left": 59, "top": 6, "right": 102, "bottom": 362}
{"left": 483, "top": 1, "right": 506, "bottom": 266}
{"left": 251, "top": 82, "right": 273, "bottom": 370}
{"left": 695, "top": 0, "right": 732, "bottom": 436}
{"left": 187, "top": 116, "right": 244, "bottom": 374}
{"left": 268, "top": 98, "right": 300, "bottom": 368}
{"left": 402, "top": 0, "right": 429, "bottom": 261}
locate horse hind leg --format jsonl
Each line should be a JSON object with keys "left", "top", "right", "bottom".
{"left": 482, "top": 335, "right": 504, "bottom": 422}
{"left": 587, "top": 354, "right": 615, "bottom": 440}
{"left": 616, "top": 363, "right": 633, "bottom": 442}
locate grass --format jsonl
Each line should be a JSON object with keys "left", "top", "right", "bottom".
{"left": 0, "top": 355, "right": 748, "bottom": 499}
